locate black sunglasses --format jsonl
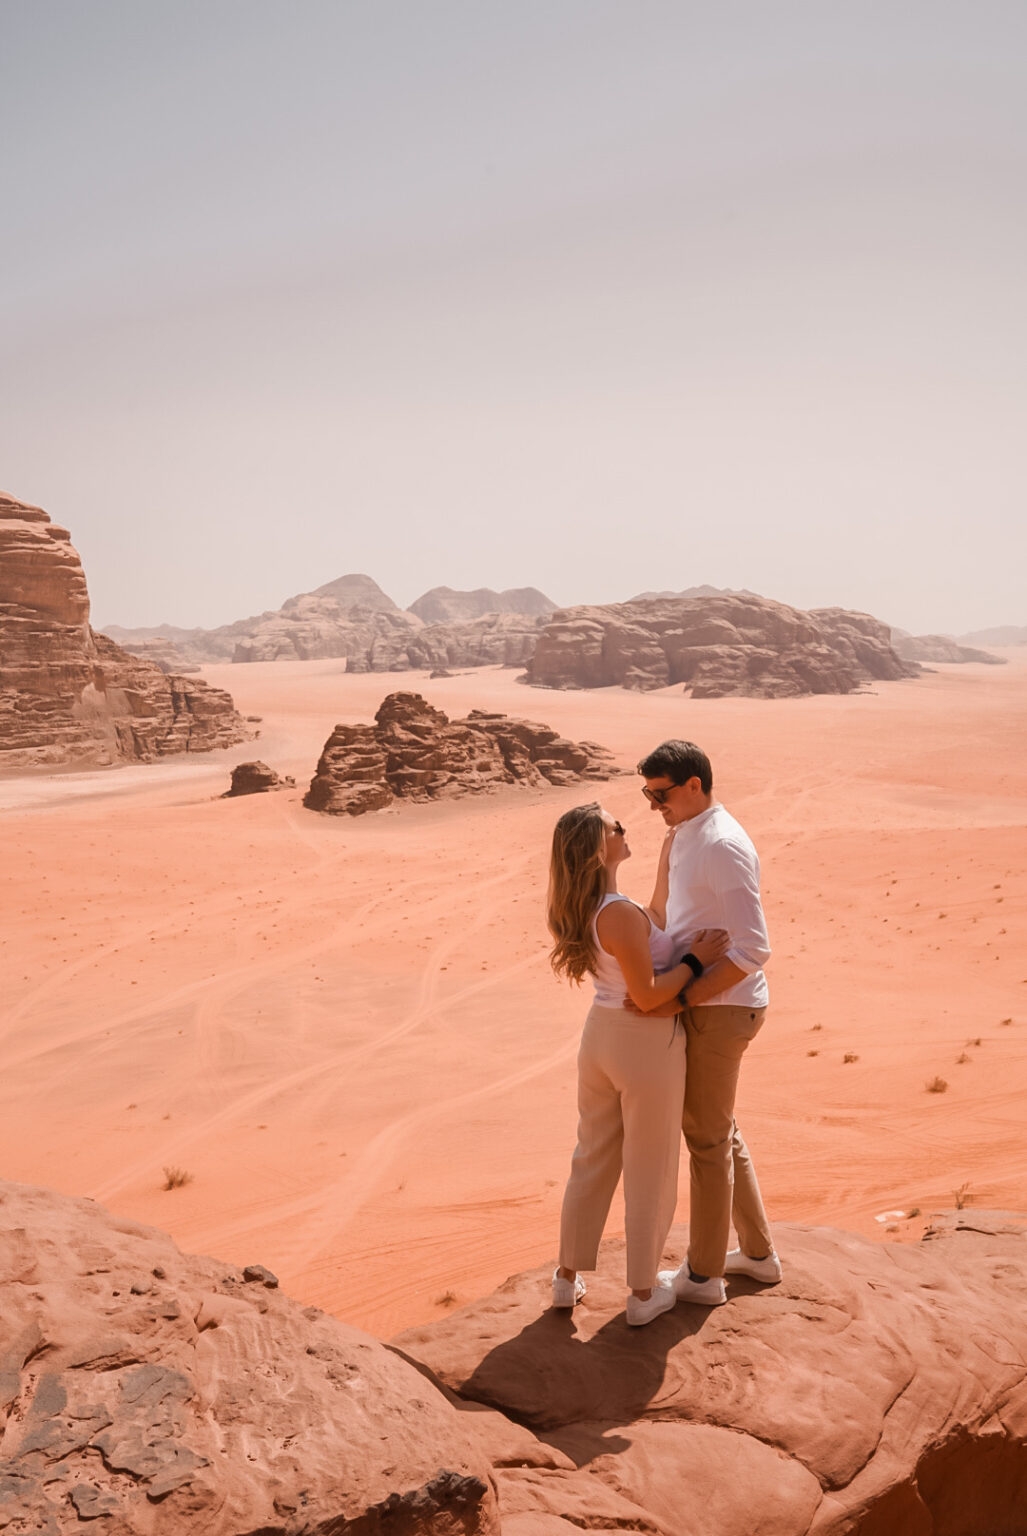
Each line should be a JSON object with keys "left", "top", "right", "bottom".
{"left": 641, "top": 784, "right": 673, "bottom": 805}
{"left": 608, "top": 820, "right": 625, "bottom": 836}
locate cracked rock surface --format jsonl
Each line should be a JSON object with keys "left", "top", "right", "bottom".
{"left": 396, "top": 1218, "right": 1027, "bottom": 1535}
{"left": 0, "top": 1181, "right": 497, "bottom": 1534}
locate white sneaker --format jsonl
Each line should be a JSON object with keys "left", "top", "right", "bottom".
{"left": 657, "top": 1265, "right": 727, "bottom": 1306}
{"left": 724, "top": 1248, "right": 782, "bottom": 1284}
{"left": 625, "top": 1282, "right": 677, "bottom": 1326}
{"left": 551, "top": 1269, "right": 586, "bottom": 1308}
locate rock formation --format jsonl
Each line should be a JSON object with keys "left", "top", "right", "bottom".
{"left": 304, "top": 692, "right": 617, "bottom": 814}
{"left": 525, "top": 593, "right": 919, "bottom": 697}
{"left": 223, "top": 761, "right": 295, "bottom": 796}
{"left": 0, "top": 494, "right": 249, "bottom": 769}
{"left": 5, "top": 1174, "right": 1027, "bottom": 1535}
{"left": 8, "top": 1176, "right": 1022, "bottom": 1535}
{"left": 398, "top": 1213, "right": 1027, "bottom": 1535}
{"left": 408, "top": 586, "right": 556, "bottom": 625}
{"left": 891, "top": 632, "right": 1006, "bottom": 665}
{"left": 405, "top": 613, "right": 547, "bottom": 671}
{"left": 0, "top": 1179, "right": 498, "bottom": 1534}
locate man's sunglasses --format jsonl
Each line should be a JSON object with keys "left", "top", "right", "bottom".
{"left": 641, "top": 785, "right": 674, "bottom": 805}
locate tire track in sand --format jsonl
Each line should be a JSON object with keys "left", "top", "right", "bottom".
{"left": 87, "top": 854, "right": 535, "bottom": 1203}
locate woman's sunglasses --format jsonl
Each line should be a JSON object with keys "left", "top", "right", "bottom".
{"left": 608, "top": 820, "right": 625, "bottom": 836}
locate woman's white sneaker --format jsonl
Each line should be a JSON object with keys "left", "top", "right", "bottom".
{"left": 625, "top": 1282, "right": 677, "bottom": 1326}
{"left": 724, "top": 1248, "right": 782, "bottom": 1284}
{"left": 551, "top": 1269, "right": 586, "bottom": 1308}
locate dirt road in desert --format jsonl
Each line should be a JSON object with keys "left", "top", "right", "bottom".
{"left": 2, "top": 657, "right": 1024, "bottom": 1335}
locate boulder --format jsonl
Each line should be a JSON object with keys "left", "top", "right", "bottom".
{"left": 0, "top": 1179, "right": 498, "bottom": 1533}
{"left": 525, "top": 594, "right": 919, "bottom": 697}
{"left": 397, "top": 1215, "right": 1027, "bottom": 1535}
{"left": 0, "top": 494, "right": 250, "bottom": 769}
{"left": 223, "top": 761, "right": 295, "bottom": 796}
{"left": 304, "top": 693, "right": 617, "bottom": 815}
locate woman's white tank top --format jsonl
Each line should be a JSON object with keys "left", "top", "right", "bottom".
{"left": 590, "top": 892, "right": 677, "bottom": 1006}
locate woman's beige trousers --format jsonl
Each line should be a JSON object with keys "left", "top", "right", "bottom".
{"left": 558, "top": 1003, "right": 686, "bottom": 1290}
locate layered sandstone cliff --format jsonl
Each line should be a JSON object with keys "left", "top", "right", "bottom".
{"left": 525, "top": 593, "right": 919, "bottom": 697}
{"left": 304, "top": 691, "right": 616, "bottom": 814}
{"left": 0, "top": 493, "right": 248, "bottom": 769}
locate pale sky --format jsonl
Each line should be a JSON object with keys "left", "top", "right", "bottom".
{"left": 2, "top": 2, "right": 1024, "bottom": 634}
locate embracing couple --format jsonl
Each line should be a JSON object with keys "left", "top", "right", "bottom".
{"left": 546, "top": 738, "right": 780, "bottom": 1326}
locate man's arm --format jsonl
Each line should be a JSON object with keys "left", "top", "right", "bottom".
{"left": 645, "top": 826, "right": 677, "bottom": 928}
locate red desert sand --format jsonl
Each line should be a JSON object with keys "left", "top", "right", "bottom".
{"left": 0, "top": 656, "right": 1024, "bottom": 1337}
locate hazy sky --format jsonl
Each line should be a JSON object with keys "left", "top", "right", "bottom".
{"left": 2, "top": 2, "right": 1024, "bottom": 633}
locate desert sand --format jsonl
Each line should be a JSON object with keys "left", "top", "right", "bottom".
{"left": 1, "top": 656, "right": 1024, "bottom": 1338}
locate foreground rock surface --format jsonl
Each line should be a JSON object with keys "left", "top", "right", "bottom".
{"left": 0, "top": 1180, "right": 498, "bottom": 1534}
{"left": 397, "top": 1218, "right": 1027, "bottom": 1535}
{"left": 0, "top": 494, "right": 248, "bottom": 769}
{"left": 305, "top": 692, "right": 617, "bottom": 814}
{"left": 525, "top": 593, "right": 919, "bottom": 696}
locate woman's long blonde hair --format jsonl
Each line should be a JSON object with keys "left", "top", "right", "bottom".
{"left": 547, "top": 803, "right": 608, "bottom": 984}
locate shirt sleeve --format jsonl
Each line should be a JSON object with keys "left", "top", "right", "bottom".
{"left": 706, "top": 838, "right": 771, "bottom": 974}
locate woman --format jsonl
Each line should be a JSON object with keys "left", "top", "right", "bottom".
{"left": 547, "top": 804, "right": 726, "bottom": 1325}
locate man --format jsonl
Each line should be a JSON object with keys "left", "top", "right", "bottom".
{"left": 638, "top": 739, "right": 780, "bottom": 1306}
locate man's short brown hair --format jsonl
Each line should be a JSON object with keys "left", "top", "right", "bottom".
{"left": 637, "top": 740, "right": 713, "bottom": 794}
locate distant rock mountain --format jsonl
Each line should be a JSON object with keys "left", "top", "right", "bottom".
{"left": 0, "top": 493, "right": 249, "bottom": 768}
{"left": 524, "top": 593, "right": 918, "bottom": 697}
{"left": 104, "top": 576, "right": 547, "bottom": 671}
{"left": 629, "top": 584, "right": 760, "bottom": 602}
{"left": 891, "top": 632, "right": 1006, "bottom": 665}
{"left": 957, "top": 624, "right": 1027, "bottom": 647}
{"left": 407, "top": 585, "right": 556, "bottom": 625}
{"left": 282, "top": 572, "right": 402, "bottom": 614}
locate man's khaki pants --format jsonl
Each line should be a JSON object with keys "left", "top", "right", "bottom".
{"left": 683, "top": 1004, "right": 773, "bottom": 1279}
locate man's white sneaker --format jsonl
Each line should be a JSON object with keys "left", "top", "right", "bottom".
{"left": 657, "top": 1266, "right": 727, "bottom": 1306}
{"left": 551, "top": 1269, "right": 586, "bottom": 1308}
{"left": 724, "top": 1248, "right": 782, "bottom": 1284}
{"left": 625, "top": 1283, "right": 677, "bottom": 1326}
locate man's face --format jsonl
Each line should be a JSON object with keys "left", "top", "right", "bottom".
{"left": 641, "top": 775, "right": 705, "bottom": 827}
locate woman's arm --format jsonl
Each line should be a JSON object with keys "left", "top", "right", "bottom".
{"left": 621, "top": 929, "right": 731, "bottom": 1016}
{"left": 645, "top": 827, "right": 676, "bottom": 928}
{"left": 595, "top": 902, "right": 691, "bottom": 1012}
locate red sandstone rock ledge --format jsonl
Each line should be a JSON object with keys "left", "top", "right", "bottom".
{"left": 2, "top": 1179, "right": 1025, "bottom": 1533}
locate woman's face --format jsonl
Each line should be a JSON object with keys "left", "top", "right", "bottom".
{"left": 599, "top": 809, "right": 630, "bottom": 866}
